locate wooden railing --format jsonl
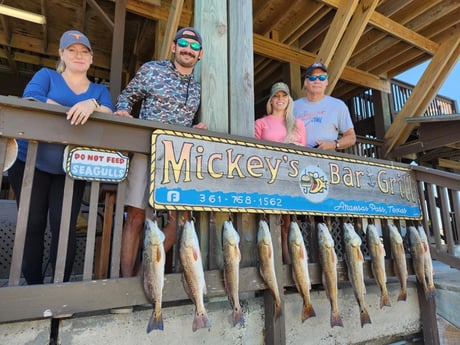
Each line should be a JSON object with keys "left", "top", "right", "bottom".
{"left": 347, "top": 79, "right": 458, "bottom": 124}
{"left": 1, "top": 96, "right": 458, "bottom": 344}
{"left": 412, "top": 166, "right": 460, "bottom": 269}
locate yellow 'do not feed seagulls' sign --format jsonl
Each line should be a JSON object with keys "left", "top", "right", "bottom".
{"left": 149, "top": 130, "right": 421, "bottom": 219}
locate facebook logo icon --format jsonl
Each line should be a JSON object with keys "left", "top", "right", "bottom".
{"left": 166, "top": 191, "right": 180, "bottom": 202}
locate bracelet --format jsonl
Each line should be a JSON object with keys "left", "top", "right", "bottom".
{"left": 335, "top": 139, "right": 340, "bottom": 149}
{"left": 91, "top": 98, "right": 100, "bottom": 108}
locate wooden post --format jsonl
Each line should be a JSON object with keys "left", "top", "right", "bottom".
{"left": 417, "top": 283, "right": 440, "bottom": 345}
{"left": 264, "top": 214, "right": 286, "bottom": 345}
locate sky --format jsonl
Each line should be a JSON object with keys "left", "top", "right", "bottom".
{"left": 396, "top": 60, "right": 460, "bottom": 110}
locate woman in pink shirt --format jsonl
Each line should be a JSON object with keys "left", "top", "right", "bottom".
{"left": 255, "top": 82, "right": 306, "bottom": 146}
{"left": 254, "top": 82, "right": 306, "bottom": 263}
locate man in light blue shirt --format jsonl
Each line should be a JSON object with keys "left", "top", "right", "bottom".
{"left": 294, "top": 62, "right": 356, "bottom": 150}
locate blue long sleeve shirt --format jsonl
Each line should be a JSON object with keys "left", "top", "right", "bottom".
{"left": 17, "top": 68, "right": 114, "bottom": 174}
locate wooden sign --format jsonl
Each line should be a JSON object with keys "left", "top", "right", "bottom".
{"left": 149, "top": 130, "right": 421, "bottom": 219}
{"left": 63, "top": 146, "right": 129, "bottom": 182}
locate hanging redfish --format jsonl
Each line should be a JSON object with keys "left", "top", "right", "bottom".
{"left": 288, "top": 221, "right": 316, "bottom": 322}
{"left": 257, "top": 220, "right": 282, "bottom": 318}
{"left": 417, "top": 225, "right": 435, "bottom": 299}
{"left": 388, "top": 224, "right": 408, "bottom": 301}
{"left": 180, "top": 220, "right": 211, "bottom": 331}
{"left": 317, "top": 222, "right": 343, "bottom": 328}
{"left": 343, "top": 222, "right": 371, "bottom": 328}
{"left": 143, "top": 218, "right": 166, "bottom": 332}
{"left": 408, "top": 225, "right": 434, "bottom": 300}
{"left": 222, "top": 220, "right": 244, "bottom": 326}
{"left": 366, "top": 224, "right": 390, "bottom": 308}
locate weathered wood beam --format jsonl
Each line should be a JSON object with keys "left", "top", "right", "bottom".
{"left": 316, "top": 0, "right": 359, "bottom": 67}
{"left": 40, "top": 0, "right": 48, "bottom": 52}
{"left": 383, "top": 34, "right": 460, "bottom": 157}
{"left": 322, "top": 0, "right": 439, "bottom": 54}
{"left": 253, "top": 33, "right": 390, "bottom": 93}
{"left": 159, "top": 0, "right": 184, "bottom": 60}
{"left": 326, "top": 0, "right": 380, "bottom": 93}
{"left": 370, "top": 11, "right": 439, "bottom": 54}
{"left": 109, "top": 0, "right": 126, "bottom": 100}
{"left": 126, "top": 0, "right": 193, "bottom": 27}
{"left": 87, "top": 0, "right": 114, "bottom": 31}
{"left": 438, "top": 158, "right": 460, "bottom": 172}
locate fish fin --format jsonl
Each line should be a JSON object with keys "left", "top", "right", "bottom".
{"left": 235, "top": 246, "right": 241, "bottom": 261}
{"left": 360, "top": 308, "right": 372, "bottom": 327}
{"left": 357, "top": 249, "right": 364, "bottom": 262}
{"left": 192, "top": 308, "right": 211, "bottom": 332}
{"left": 301, "top": 303, "right": 316, "bottom": 322}
{"left": 155, "top": 246, "right": 163, "bottom": 263}
{"left": 397, "top": 289, "right": 407, "bottom": 301}
{"left": 232, "top": 305, "right": 245, "bottom": 327}
{"left": 299, "top": 246, "right": 305, "bottom": 260}
{"left": 380, "top": 292, "right": 391, "bottom": 308}
{"left": 330, "top": 311, "right": 344, "bottom": 328}
{"left": 146, "top": 310, "right": 164, "bottom": 333}
{"left": 422, "top": 241, "right": 429, "bottom": 253}
{"left": 192, "top": 248, "right": 199, "bottom": 262}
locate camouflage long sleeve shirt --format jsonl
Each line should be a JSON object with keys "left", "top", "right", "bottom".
{"left": 116, "top": 60, "right": 201, "bottom": 127}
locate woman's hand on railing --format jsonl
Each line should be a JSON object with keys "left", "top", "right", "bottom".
{"left": 66, "top": 99, "right": 99, "bottom": 125}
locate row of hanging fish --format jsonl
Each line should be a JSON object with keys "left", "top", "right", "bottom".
{"left": 141, "top": 216, "right": 435, "bottom": 332}
{"left": 142, "top": 218, "right": 211, "bottom": 333}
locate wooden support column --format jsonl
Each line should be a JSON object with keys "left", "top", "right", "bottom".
{"left": 264, "top": 214, "right": 285, "bottom": 345}
{"left": 109, "top": 0, "right": 126, "bottom": 104}
{"left": 228, "top": 0, "right": 254, "bottom": 137}
{"left": 194, "top": 0, "right": 228, "bottom": 133}
{"left": 373, "top": 89, "right": 392, "bottom": 139}
{"left": 282, "top": 63, "right": 302, "bottom": 101}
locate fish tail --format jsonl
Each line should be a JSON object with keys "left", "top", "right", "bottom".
{"left": 380, "top": 292, "right": 391, "bottom": 308}
{"left": 360, "top": 307, "right": 372, "bottom": 327}
{"left": 274, "top": 300, "right": 282, "bottom": 319}
{"left": 397, "top": 289, "right": 407, "bottom": 301}
{"left": 330, "top": 310, "right": 344, "bottom": 328}
{"left": 192, "top": 309, "right": 211, "bottom": 332}
{"left": 146, "top": 310, "right": 164, "bottom": 333}
{"left": 232, "top": 306, "right": 245, "bottom": 327}
{"left": 301, "top": 302, "right": 316, "bottom": 322}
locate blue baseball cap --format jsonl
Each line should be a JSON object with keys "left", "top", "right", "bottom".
{"left": 305, "top": 62, "right": 328, "bottom": 76}
{"left": 60, "top": 30, "right": 92, "bottom": 52}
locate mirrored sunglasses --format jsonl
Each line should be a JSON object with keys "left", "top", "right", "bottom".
{"left": 176, "top": 38, "right": 202, "bottom": 51}
{"left": 307, "top": 74, "right": 328, "bottom": 81}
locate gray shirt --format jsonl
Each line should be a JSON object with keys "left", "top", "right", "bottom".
{"left": 293, "top": 95, "right": 354, "bottom": 148}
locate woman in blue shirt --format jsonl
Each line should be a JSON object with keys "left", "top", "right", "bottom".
{"left": 8, "top": 30, "right": 113, "bottom": 284}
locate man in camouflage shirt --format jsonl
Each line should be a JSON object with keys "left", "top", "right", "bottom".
{"left": 116, "top": 27, "right": 207, "bottom": 277}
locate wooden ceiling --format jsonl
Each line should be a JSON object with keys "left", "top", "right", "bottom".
{"left": 0, "top": 0, "right": 459, "bottom": 169}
